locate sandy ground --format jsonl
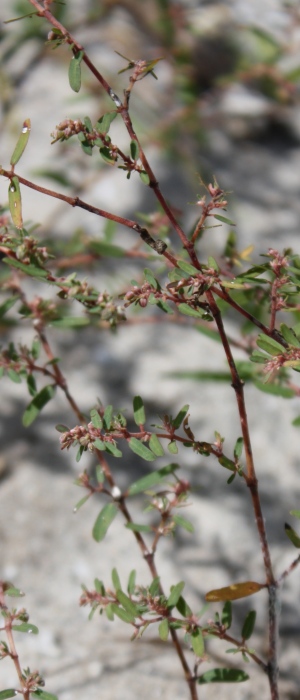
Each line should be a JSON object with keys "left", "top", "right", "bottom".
{"left": 1, "top": 2, "right": 300, "bottom": 699}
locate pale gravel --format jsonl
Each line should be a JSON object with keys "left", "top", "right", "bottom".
{"left": 1, "top": 2, "right": 300, "bottom": 699}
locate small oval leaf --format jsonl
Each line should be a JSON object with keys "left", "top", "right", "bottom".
{"left": 205, "top": 581, "right": 264, "bottom": 602}
{"left": 256, "top": 335, "right": 284, "bottom": 356}
{"left": 0, "top": 691, "right": 17, "bottom": 700}
{"left": 285, "top": 522, "right": 300, "bottom": 548}
{"left": 167, "top": 581, "right": 185, "bottom": 608}
{"left": 128, "top": 464, "right": 178, "bottom": 496}
{"left": 8, "top": 176, "right": 23, "bottom": 229}
{"left": 149, "top": 434, "right": 164, "bottom": 456}
{"left": 68, "top": 50, "right": 84, "bottom": 92}
{"left": 93, "top": 503, "right": 118, "bottom": 542}
{"left": 116, "top": 590, "right": 137, "bottom": 617}
{"left": 32, "top": 691, "right": 58, "bottom": 700}
{"left": 10, "top": 119, "right": 31, "bottom": 166}
{"left": 22, "top": 385, "right": 56, "bottom": 427}
{"left": 191, "top": 628, "right": 205, "bottom": 657}
{"left": 133, "top": 396, "right": 146, "bottom": 425}
{"left": 158, "top": 618, "right": 169, "bottom": 641}
{"left": 12, "top": 623, "right": 39, "bottom": 634}
{"left": 198, "top": 668, "right": 249, "bottom": 684}
{"left": 128, "top": 437, "right": 156, "bottom": 461}
{"left": 241, "top": 610, "right": 256, "bottom": 640}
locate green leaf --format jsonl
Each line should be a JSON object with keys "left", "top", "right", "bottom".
{"left": 128, "top": 438, "right": 156, "bottom": 462}
{"left": 149, "top": 434, "right": 164, "bottom": 456}
{"left": 167, "top": 581, "right": 185, "bottom": 608}
{"left": 256, "top": 335, "right": 284, "bottom": 356}
{"left": 68, "top": 50, "right": 84, "bottom": 92}
{"left": 280, "top": 323, "right": 300, "bottom": 347}
{"left": 250, "top": 350, "right": 268, "bottom": 364}
{"left": 84, "top": 116, "right": 93, "bottom": 133}
{"left": 172, "top": 404, "right": 189, "bottom": 429}
{"left": 177, "top": 260, "right": 199, "bottom": 275}
{"left": 92, "top": 503, "right": 118, "bottom": 542}
{"left": 8, "top": 176, "right": 23, "bottom": 229}
{"left": 116, "top": 590, "right": 137, "bottom": 617}
{"left": 3, "top": 258, "right": 48, "bottom": 278}
{"left": 32, "top": 692, "right": 58, "bottom": 700}
{"left": 158, "top": 618, "right": 169, "bottom": 641}
{"left": 27, "top": 373, "right": 37, "bottom": 397}
{"left": 31, "top": 690, "right": 58, "bottom": 700}
{"left": 22, "top": 385, "right": 56, "bottom": 427}
{"left": 55, "top": 424, "right": 69, "bottom": 433}
{"left": 290, "top": 510, "right": 300, "bottom": 519}
{"left": 4, "top": 587, "right": 24, "bottom": 597}
{"left": 0, "top": 296, "right": 18, "bottom": 318}
{"left": 218, "top": 455, "right": 235, "bottom": 472}
{"left": 73, "top": 494, "right": 90, "bottom": 512}
{"left": 106, "top": 603, "right": 114, "bottom": 621}
{"left": 191, "top": 628, "right": 205, "bottom": 657}
{"left": 96, "top": 111, "right": 117, "bottom": 134}
{"left": 90, "top": 408, "right": 103, "bottom": 429}
{"left": 95, "top": 465, "right": 104, "bottom": 483}
{"left": 0, "top": 692, "right": 17, "bottom": 700}
{"left": 285, "top": 522, "right": 300, "bottom": 548}
{"left": 168, "top": 440, "right": 178, "bottom": 454}
{"left": 89, "top": 241, "right": 124, "bottom": 257}
{"left": 213, "top": 215, "right": 236, "bottom": 226}
{"left": 178, "top": 303, "right": 206, "bottom": 319}
{"left": 170, "top": 370, "right": 232, "bottom": 382}
{"left": 104, "top": 442, "right": 122, "bottom": 458}
{"left": 156, "top": 299, "right": 174, "bottom": 314}
{"left": 103, "top": 405, "right": 113, "bottom": 429}
{"left": 10, "top": 119, "right": 31, "bottom": 166}
{"left": 127, "top": 570, "right": 136, "bottom": 595}
{"left": 7, "top": 369, "right": 22, "bottom": 383}
{"left": 139, "top": 171, "right": 150, "bottom": 185}
{"left": 221, "top": 601, "right": 232, "bottom": 629}
{"left": 254, "top": 381, "right": 294, "bottom": 398}
{"left": 76, "top": 445, "right": 84, "bottom": 463}
{"left": 233, "top": 437, "right": 243, "bottom": 460}
{"left": 198, "top": 668, "right": 249, "bottom": 684}
{"left": 241, "top": 610, "right": 256, "bottom": 640}
{"left": 51, "top": 317, "right": 90, "bottom": 328}
{"left": 207, "top": 256, "right": 219, "bottom": 271}
{"left": 176, "top": 595, "right": 193, "bottom": 617}
{"left": 173, "top": 514, "right": 194, "bottom": 533}
{"left": 112, "top": 568, "right": 122, "bottom": 591}
{"left": 143, "top": 268, "right": 159, "bottom": 289}
{"left": 94, "top": 578, "right": 105, "bottom": 595}
{"left": 93, "top": 438, "right": 106, "bottom": 451}
{"left": 130, "top": 140, "right": 138, "bottom": 160}
{"left": 110, "top": 603, "right": 135, "bottom": 623}
{"left": 125, "top": 522, "right": 152, "bottom": 533}
{"left": 12, "top": 623, "right": 39, "bottom": 634}
{"left": 128, "top": 464, "right": 179, "bottom": 496}
{"left": 247, "top": 26, "right": 281, "bottom": 64}
{"left": 99, "top": 146, "right": 115, "bottom": 164}
{"left": 133, "top": 396, "right": 146, "bottom": 425}
{"left": 149, "top": 577, "right": 160, "bottom": 596}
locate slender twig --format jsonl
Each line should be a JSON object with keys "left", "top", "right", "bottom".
{"left": 93, "top": 451, "right": 198, "bottom": 700}
{"left": 35, "top": 323, "right": 86, "bottom": 423}
{"left": 0, "top": 583, "right": 30, "bottom": 700}
{"left": 205, "top": 289, "right": 279, "bottom": 700}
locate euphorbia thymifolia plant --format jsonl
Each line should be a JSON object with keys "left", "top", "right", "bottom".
{"left": 1, "top": 3, "right": 300, "bottom": 700}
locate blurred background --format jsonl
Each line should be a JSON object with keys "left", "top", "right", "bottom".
{"left": 1, "top": 2, "right": 300, "bottom": 699}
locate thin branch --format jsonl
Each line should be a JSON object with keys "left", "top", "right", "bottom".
{"left": 205, "top": 289, "right": 279, "bottom": 700}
